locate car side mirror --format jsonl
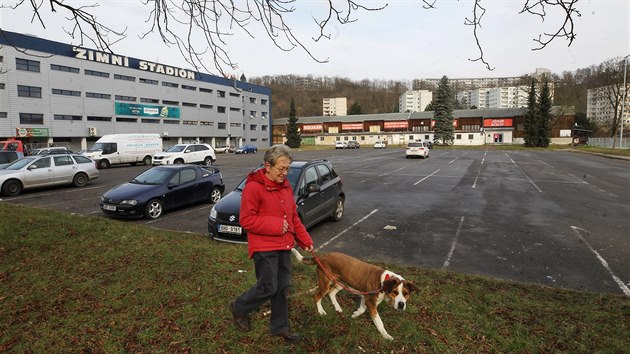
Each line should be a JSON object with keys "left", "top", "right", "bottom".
{"left": 167, "top": 182, "right": 178, "bottom": 189}
{"left": 306, "top": 183, "right": 320, "bottom": 194}
{"left": 27, "top": 165, "right": 38, "bottom": 170}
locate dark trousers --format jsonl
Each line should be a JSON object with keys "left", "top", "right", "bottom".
{"left": 233, "top": 250, "right": 292, "bottom": 334}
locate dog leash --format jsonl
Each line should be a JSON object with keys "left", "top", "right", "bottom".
{"left": 308, "top": 250, "right": 383, "bottom": 296}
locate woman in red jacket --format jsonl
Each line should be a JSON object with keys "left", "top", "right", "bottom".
{"left": 230, "top": 144, "right": 314, "bottom": 343}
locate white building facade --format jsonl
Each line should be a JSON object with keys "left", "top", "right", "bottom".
{"left": 399, "top": 90, "right": 433, "bottom": 113}
{"left": 587, "top": 86, "right": 630, "bottom": 129}
{"left": 323, "top": 97, "right": 347, "bottom": 116}
{"left": 0, "top": 31, "right": 272, "bottom": 151}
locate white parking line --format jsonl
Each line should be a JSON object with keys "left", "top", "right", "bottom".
{"left": 449, "top": 152, "right": 468, "bottom": 164}
{"left": 571, "top": 226, "right": 630, "bottom": 297}
{"left": 413, "top": 169, "right": 440, "bottom": 185}
{"left": 567, "top": 173, "right": 617, "bottom": 198}
{"left": 443, "top": 216, "right": 465, "bottom": 268}
{"left": 507, "top": 154, "right": 543, "bottom": 193}
{"left": 316, "top": 209, "right": 378, "bottom": 252}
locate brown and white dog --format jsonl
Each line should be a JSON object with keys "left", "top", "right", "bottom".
{"left": 291, "top": 249, "right": 418, "bottom": 340}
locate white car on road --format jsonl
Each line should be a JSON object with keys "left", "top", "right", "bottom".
{"left": 152, "top": 144, "right": 216, "bottom": 166}
{"left": 405, "top": 142, "right": 430, "bottom": 159}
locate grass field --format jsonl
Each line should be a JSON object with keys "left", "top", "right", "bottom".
{"left": 1, "top": 203, "right": 628, "bottom": 353}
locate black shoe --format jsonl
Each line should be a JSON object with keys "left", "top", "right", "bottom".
{"left": 230, "top": 301, "right": 251, "bottom": 332}
{"left": 274, "top": 330, "right": 301, "bottom": 343}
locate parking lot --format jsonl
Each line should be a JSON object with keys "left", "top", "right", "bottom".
{"left": 2, "top": 148, "right": 629, "bottom": 296}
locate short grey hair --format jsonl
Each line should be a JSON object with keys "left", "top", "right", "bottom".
{"left": 264, "top": 144, "right": 293, "bottom": 166}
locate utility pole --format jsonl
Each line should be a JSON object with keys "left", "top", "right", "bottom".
{"left": 620, "top": 55, "right": 629, "bottom": 148}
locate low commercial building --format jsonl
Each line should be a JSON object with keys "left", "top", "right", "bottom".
{"left": 272, "top": 107, "right": 575, "bottom": 146}
{"left": 0, "top": 31, "right": 272, "bottom": 151}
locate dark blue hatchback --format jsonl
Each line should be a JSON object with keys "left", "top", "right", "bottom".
{"left": 100, "top": 165, "right": 224, "bottom": 219}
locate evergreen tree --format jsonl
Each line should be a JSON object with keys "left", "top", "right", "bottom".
{"left": 348, "top": 101, "right": 362, "bottom": 115}
{"left": 523, "top": 79, "right": 538, "bottom": 147}
{"left": 240, "top": 73, "right": 247, "bottom": 82}
{"left": 285, "top": 98, "right": 301, "bottom": 148}
{"left": 432, "top": 76, "right": 455, "bottom": 145}
{"left": 424, "top": 101, "right": 435, "bottom": 111}
{"left": 537, "top": 79, "right": 553, "bottom": 147}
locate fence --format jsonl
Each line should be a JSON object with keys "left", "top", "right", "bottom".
{"left": 588, "top": 137, "right": 630, "bottom": 149}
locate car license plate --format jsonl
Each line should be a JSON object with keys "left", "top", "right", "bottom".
{"left": 102, "top": 204, "right": 116, "bottom": 211}
{"left": 219, "top": 225, "right": 242, "bottom": 235}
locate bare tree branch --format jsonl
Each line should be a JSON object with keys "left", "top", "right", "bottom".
{"left": 520, "top": 0, "right": 580, "bottom": 51}
{"left": 465, "top": 0, "right": 494, "bottom": 71}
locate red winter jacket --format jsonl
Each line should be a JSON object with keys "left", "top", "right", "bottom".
{"left": 240, "top": 168, "right": 313, "bottom": 259}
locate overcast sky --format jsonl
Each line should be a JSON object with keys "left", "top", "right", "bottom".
{"left": 1, "top": 0, "right": 628, "bottom": 81}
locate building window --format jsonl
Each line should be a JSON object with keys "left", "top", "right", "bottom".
{"left": 17, "top": 85, "right": 42, "bottom": 98}
{"left": 250, "top": 125, "right": 257, "bottom": 131}
{"left": 200, "top": 104, "right": 213, "bottom": 109}
{"left": 0, "top": 83, "right": 4, "bottom": 89}
{"left": 199, "top": 87, "right": 213, "bottom": 93}
{"left": 217, "top": 90, "right": 226, "bottom": 98}
{"left": 16, "top": 58, "right": 40, "bottom": 72}
{"left": 218, "top": 122, "right": 227, "bottom": 129}
{"left": 200, "top": 121, "right": 214, "bottom": 126}
{"left": 115, "top": 95, "right": 136, "bottom": 102}
{"left": 182, "top": 102, "right": 197, "bottom": 107}
{"left": 140, "top": 97, "right": 160, "bottom": 103}
{"left": 229, "top": 107, "right": 240, "bottom": 112}
{"left": 87, "top": 116, "right": 112, "bottom": 122}
{"left": 114, "top": 74, "right": 135, "bottom": 81}
{"left": 217, "top": 106, "right": 226, "bottom": 113}
{"left": 54, "top": 114, "right": 82, "bottom": 121}
{"left": 50, "top": 64, "right": 80, "bottom": 73}
{"left": 162, "top": 81, "right": 178, "bottom": 88}
{"left": 139, "top": 78, "right": 158, "bottom": 85}
{"left": 52, "top": 88, "right": 81, "bottom": 97}
{"left": 249, "top": 97, "right": 257, "bottom": 104}
{"left": 456, "top": 134, "right": 462, "bottom": 139}
{"left": 249, "top": 111, "right": 257, "bottom": 118}
{"left": 116, "top": 117, "right": 137, "bottom": 123}
{"left": 86, "top": 92, "right": 111, "bottom": 99}
{"left": 262, "top": 125, "right": 268, "bottom": 131}
{"left": 141, "top": 119, "right": 160, "bottom": 124}
{"left": 19, "top": 113, "right": 44, "bottom": 124}
{"left": 182, "top": 85, "right": 197, "bottom": 91}
{"left": 229, "top": 92, "right": 240, "bottom": 97}
{"left": 162, "top": 100, "right": 179, "bottom": 105}
{"left": 261, "top": 99, "right": 268, "bottom": 105}
{"left": 84, "top": 69, "right": 109, "bottom": 78}
{"left": 163, "top": 119, "right": 180, "bottom": 125}
{"left": 468, "top": 134, "right": 474, "bottom": 140}
{"left": 0, "top": 112, "right": 8, "bottom": 118}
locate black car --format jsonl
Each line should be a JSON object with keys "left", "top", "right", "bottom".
{"left": 208, "top": 159, "right": 345, "bottom": 244}
{"left": 100, "top": 165, "right": 225, "bottom": 219}
{"left": 347, "top": 141, "right": 360, "bottom": 149}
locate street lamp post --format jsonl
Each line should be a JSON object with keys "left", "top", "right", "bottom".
{"left": 620, "top": 55, "right": 629, "bottom": 148}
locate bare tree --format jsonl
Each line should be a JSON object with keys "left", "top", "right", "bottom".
{"left": 1, "top": 0, "right": 580, "bottom": 76}
{"left": 589, "top": 58, "right": 629, "bottom": 144}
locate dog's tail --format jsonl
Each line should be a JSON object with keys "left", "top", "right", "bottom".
{"left": 291, "top": 248, "right": 316, "bottom": 265}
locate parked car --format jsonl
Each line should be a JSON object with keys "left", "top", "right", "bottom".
{"left": 347, "top": 141, "right": 360, "bottom": 149}
{"left": 152, "top": 143, "right": 216, "bottom": 166}
{"left": 215, "top": 145, "right": 235, "bottom": 153}
{"left": 208, "top": 159, "right": 345, "bottom": 244}
{"left": 29, "top": 147, "right": 74, "bottom": 155}
{"left": 99, "top": 165, "right": 224, "bottom": 219}
{"left": 335, "top": 141, "right": 348, "bottom": 149}
{"left": 0, "top": 154, "right": 99, "bottom": 196}
{"left": 405, "top": 142, "right": 430, "bottom": 159}
{"left": 423, "top": 140, "right": 434, "bottom": 149}
{"left": 373, "top": 141, "right": 387, "bottom": 149}
{"left": 235, "top": 145, "right": 258, "bottom": 154}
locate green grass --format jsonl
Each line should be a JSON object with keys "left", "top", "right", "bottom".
{"left": 1, "top": 204, "right": 628, "bottom": 353}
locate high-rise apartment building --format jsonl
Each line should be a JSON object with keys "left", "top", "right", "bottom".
{"left": 323, "top": 97, "right": 347, "bottom": 116}
{"left": 587, "top": 86, "right": 629, "bottom": 128}
{"left": 398, "top": 90, "right": 433, "bottom": 113}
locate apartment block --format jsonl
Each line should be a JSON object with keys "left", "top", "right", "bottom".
{"left": 323, "top": 97, "right": 347, "bottom": 116}
{"left": 399, "top": 90, "right": 433, "bottom": 113}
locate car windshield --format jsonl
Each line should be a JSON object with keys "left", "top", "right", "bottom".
{"left": 408, "top": 142, "right": 423, "bottom": 147}
{"left": 87, "top": 143, "right": 107, "bottom": 152}
{"left": 235, "top": 167, "right": 300, "bottom": 191}
{"left": 4, "top": 157, "right": 36, "bottom": 170}
{"left": 166, "top": 145, "right": 186, "bottom": 152}
{"left": 130, "top": 168, "right": 173, "bottom": 184}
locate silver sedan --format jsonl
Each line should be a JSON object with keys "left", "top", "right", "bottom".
{"left": 0, "top": 154, "right": 99, "bottom": 196}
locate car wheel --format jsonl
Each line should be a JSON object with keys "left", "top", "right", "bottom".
{"left": 2, "top": 180, "right": 22, "bottom": 196}
{"left": 174, "top": 159, "right": 184, "bottom": 164}
{"left": 143, "top": 156, "right": 152, "bottom": 165}
{"left": 72, "top": 173, "right": 88, "bottom": 187}
{"left": 330, "top": 196, "right": 344, "bottom": 222}
{"left": 144, "top": 199, "right": 163, "bottom": 219}
{"left": 203, "top": 156, "right": 213, "bottom": 166}
{"left": 98, "top": 159, "right": 110, "bottom": 169}
{"left": 209, "top": 186, "right": 222, "bottom": 203}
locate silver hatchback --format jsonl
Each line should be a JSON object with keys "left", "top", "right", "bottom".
{"left": 0, "top": 154, "right": 99, "bottom": 196}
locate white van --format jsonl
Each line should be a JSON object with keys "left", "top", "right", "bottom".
{"left": 84, "top": 134, "right": 163, "bottom": 169}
